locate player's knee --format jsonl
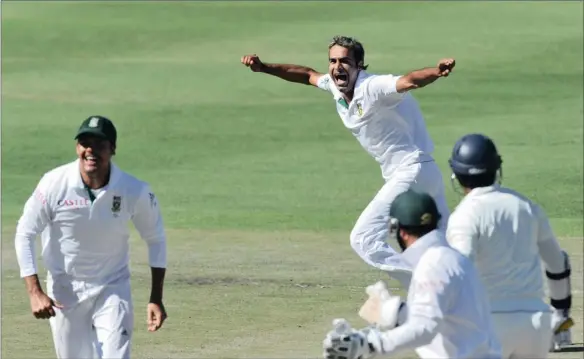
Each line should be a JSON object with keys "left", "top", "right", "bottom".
{"left": 99, "top": 330, "right": 132, "bottom": 359}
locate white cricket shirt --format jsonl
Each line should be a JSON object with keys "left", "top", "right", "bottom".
{"left": 378, "top": 230, "right": 501, "bottom": 359}
{"left": 14, "top": 159, "right": 167, "bottom": 304}
{"left": 316, "top": 71, "right": 435, "bottom": 180}
{"left": 446, "top": 184, "right": 566, "bottom": 313}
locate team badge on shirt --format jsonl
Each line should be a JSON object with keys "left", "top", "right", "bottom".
{"left": 356, "top": 102, "right": 363, "bottom": 117}
{"left": 112, "top": 196, "right": 122, "bottom": 217}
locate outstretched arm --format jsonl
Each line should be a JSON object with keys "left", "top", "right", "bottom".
{"left": 366, "top": 58, "right": 456, "bottom": 107}
{"left": 396, "top": 58, "right": 455, "bottom": 93}
{"left": 241, "top": 54, "right": 324, "bottom": 86}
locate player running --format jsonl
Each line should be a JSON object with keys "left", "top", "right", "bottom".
{"left": 14, "top": 116, "right": 168, "bottom": 359}
{"left": 241, "top": 35, "right": 454, "bottom": 286}
{"left": 321, "top": 190, "right": 501, "bottom": 359}
{"left": 445, "top": 133, "right": 575, "bottom": 358}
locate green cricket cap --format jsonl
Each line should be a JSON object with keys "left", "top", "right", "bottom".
{"left": 390, "top": 190, "right": 441, "bottom": 227}
{"left": 74, "top": 115, "right": 117, "bottom": 145}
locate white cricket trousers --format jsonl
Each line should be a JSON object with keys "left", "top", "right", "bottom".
{"left": 48, "top": 280, "right": 134, "bottom": 359}
{"left": 492, "top": 311, "right": 553, "bottom": 359}
{"left": 349, "top": 160, "right": 450, "bottom": 287}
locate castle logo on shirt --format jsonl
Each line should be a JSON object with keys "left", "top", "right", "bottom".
{"left": 35, "top": 190, "right": 47, "bottom": 205}
{"left": 112, "top": 196, "right": 122, "bottom": 217}
{"left": 57, "top": 198, "right": 91, "bottom": 207}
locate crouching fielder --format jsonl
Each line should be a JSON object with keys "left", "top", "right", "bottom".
{"left": 445, "top": 133, "right": 574, "bottom": 357}
{"left": 322, "top": 190, "right": 501, "bottom": 359}
{"left": 14, "top": 116, "right": 168, "bottom": 359}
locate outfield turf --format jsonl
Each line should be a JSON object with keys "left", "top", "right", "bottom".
{"left": 1, "top": 1, "right": 583, "bottom": 358}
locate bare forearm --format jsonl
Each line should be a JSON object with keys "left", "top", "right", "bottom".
{"left": 149, "top": 267, "right": 166, "bottom": 303}
{"left": 24, "top": 274, "right": 44, "bottom": 295}
{"left": 261, "top": 63, "right": 319, "bottom": 85}
{"left": 397, "top": 67, "right": 443, "bottom": 92}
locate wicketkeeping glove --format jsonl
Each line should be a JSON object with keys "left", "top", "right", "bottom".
{"left": 359, "top": 281, "right": 406, "bottom": 330}
{"left": 322, "top": 319, "right": 384, "bottom": 359}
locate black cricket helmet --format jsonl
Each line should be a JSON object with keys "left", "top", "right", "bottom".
{"left": 448, "top": 133, "right": 503, "bottom": 192}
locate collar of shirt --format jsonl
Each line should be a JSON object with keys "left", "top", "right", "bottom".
{"left": 466, "top": 184, "right": 501, "bottom": 198}
{"left": 401, "top": 230, "right": 448, "bottom": 268}
{"left": 354, "top": 70, "right": 368, "bottom": 88}
{"left": 70, "top": 159, "right": 122, "bottom": 190}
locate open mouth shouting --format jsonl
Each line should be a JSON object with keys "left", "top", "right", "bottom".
{"left": 334, "top": 72, "right": 349, "bottom": 87}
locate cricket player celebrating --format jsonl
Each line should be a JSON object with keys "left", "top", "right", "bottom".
{"left": 14, "top": 116, "right": 168, "bottom": 359}
{"left": 445, "top": 133, "right": 574, "bottom": 357}
{"left": 241, "top": 36, "right": 454, "bottom": 286}
{"left": 322, "top": 190, "right": 501, "bottom": 359}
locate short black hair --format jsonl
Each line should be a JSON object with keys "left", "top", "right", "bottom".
{"left": 456, "top": 172, "right": 497, "bottom": 189}
{"left": 328, "top": 35, "right": 368, "bottom": 70}
{"left": 399, "top": 224, "right": 436, "bottom": 239}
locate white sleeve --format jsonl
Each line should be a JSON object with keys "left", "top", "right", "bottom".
{"left": 131, "top": 185, "right": 167, "bottom": 268}
{"left": 534, "top": 204, "right": 572, "bottom": 309}
{"left": 535, "top": 204, "right": 565, "bottom": 273}
{"left": 445, "top": 208, "right": 480, "bottom": 262}
{"left": 316, "top": 74, "right": 333, "bottom": 92}
{"left": 14, "top": 175, "right": 52, "bottom": 277}
{"left": 365, "top": 74, "right": 407, "bottom": 107}
{"left": 377, "top": 259, "right": 447, "bottom": 354}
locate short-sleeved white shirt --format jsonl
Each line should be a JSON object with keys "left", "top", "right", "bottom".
{"left": 317, "top": 71, "right": 435, "bottom": 180}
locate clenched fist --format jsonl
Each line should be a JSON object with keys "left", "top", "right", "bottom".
{"left": 241, "top": 54, "right": 264, "bottom": 72}
{"left": 437, "top": 58, "right": 455, "bottom": 77}
{"left": 147, "top": 302, "right": 167, "bottom": 332}
{"left": 29, "top": 291, "right": 63, "bottom": 319}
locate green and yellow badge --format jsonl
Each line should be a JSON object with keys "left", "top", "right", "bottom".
{"left": 356, "top": 102, "right": 363, "bottom": 116}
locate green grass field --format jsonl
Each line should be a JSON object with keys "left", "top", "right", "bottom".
{"left": 2, "top": 1, "right": 583, "bottom": 358}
